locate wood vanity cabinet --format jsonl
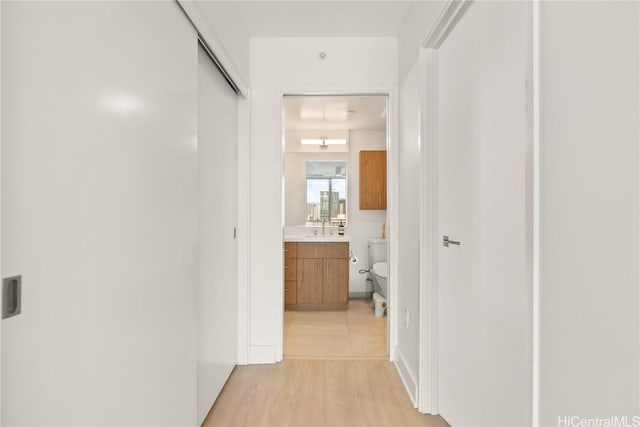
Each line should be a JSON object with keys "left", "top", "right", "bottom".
{"left": 296, "top": 258, "right": 323, "bottom": 304}
{"left": 284, "top": 242, "right": 349, "bottom": 310}
{"left": 359, "top": 150, "right": 387, "bottom": 210}
{"left": 284, "top": 242, "right": 297, "bottom": 305}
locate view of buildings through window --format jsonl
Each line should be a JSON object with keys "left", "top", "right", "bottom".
{"left": 306, "top": 161, "right": 347, "bottom": 226}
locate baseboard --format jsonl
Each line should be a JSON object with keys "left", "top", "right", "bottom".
{"left": 394, "top": 347, "right": 419, "bottom": 407}
{"left": 349, "top": 291, "right": 373, "bottom": 299}
{"left": 248, "top": 345, "right": 276, "bottom": 364}
{"left": 285, "top": 303, "right": 348, "bottom": 311}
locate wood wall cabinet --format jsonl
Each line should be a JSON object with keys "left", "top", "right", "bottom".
{"left": 284, "top": 242, "right": 349, "bottom": 310}
{"left": 359, "top": 150, "right": 387, "bottom": 210}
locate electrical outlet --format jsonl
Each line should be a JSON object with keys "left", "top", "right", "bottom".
{"left": 404, "top": 308, "right": 409, "bottom": 328}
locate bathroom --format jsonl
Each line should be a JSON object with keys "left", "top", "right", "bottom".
{"left": 282, "top": 95, "right": 389, "bottom": 358}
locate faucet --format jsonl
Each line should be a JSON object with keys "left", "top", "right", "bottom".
{"left": 321, "top": 219, "right": 326, "bottom": 236}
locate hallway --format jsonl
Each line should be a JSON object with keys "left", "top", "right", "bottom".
{"left": 202, "top": 359, "right": 449, "bottom": 426}
{"left": 1, "top": 1, "right": 639, "bottom": 425}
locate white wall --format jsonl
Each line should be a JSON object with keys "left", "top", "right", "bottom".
{"left": 397, "top": 1, "right": 446, "bottom": 82}
{"left": 538, "top": 2, "right": 640, "bottom": 424}
{"left": 193, "top": 1, "right": 250, "bottom": 87}
{"left": 1, "top": 2, "right": 198, "bottom": 424}
{"left": 346, "top": 130, "right": 387, "bottom": 295}
{"left": 396, "top": 62, "right": 421, "bottom": 403}
{"left": 394, "top": 0, "right": 446, "bottom": 407}
{"left": 249, "top": 37, "right": 397, "bottom": 363}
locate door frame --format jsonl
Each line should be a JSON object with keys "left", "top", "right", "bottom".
{"left": 279, "top": 89, "right": 398, "bottom": 361}
{"left": 417, "top": 0, "right": 538, "bottom": 417}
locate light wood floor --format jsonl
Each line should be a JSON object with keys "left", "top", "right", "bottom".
{"left": 201, "top": 300, "right": 448, "bottom": 426}
{"left": 284, "top": 299, "right": 387, "bottom": 359}
{"left": 202, "top": 359, "right": 449, "bottom": 427}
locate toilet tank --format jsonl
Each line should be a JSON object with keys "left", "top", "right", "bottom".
{"left": 367, "top": 238, "right": 388, "bottom": 267}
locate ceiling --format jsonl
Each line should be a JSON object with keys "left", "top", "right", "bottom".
{"left": 199, "top": 1, "right": 414, "bottom": 38}
{"left": 284, "top": 95, "right": 387, "bottom": 131}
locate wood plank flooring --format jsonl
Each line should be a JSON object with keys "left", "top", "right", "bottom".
{"left": 202, "top": 359, "right": 449, "bottom": 427}
{"left": 201, "top": 299, "right": 448, "bottom": 426}
{"left": 284, "top": 299, "right": 387, "bottom": 359}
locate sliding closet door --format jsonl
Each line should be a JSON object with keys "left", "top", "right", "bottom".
{"left": 197, "top": 44, "right": 238, "bottom": 423}
{"left": 1, "top": 2, "right": 198, "bottom": 424}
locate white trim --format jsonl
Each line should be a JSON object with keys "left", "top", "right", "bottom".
{"left": 531, "top": 1, "right": 541, "bottom": 425}
{"left": 248, "top": 345, "right": 277, "bottom": 364}
{"left": 277, "top": 88, "right": 398, "bottom": 362}
{"left": 418, "top": 47, "right": 439, "bottom": 415}
{"left": 236, "top": 92, "right": 252, "bottom": 365}
{"left": 176, "top": 0, "right": 249, "bottom": 97}
{"left": 387, "top": 88, "right": 400, "bottom": 362}
{"left": 394, "top": 347, "right": 419, "bottom": 406}
{"left": 418, "top": 0, "right": 471, "bottom": 415}
{"left": 422, "top": 0, "right": 473, "bottom": 49}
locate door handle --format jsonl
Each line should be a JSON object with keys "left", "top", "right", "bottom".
{"left": 3, "top": 276, "right": 22, "bottom": 319}
{"left": 443, "top": 235, "right": 461, "bottom": 247}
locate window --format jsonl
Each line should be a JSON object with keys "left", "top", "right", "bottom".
{"left": 305, "top": 160, "right": 347, "bottom": 226}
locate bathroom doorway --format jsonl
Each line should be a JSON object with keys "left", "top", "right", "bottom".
{"left": 281, "top": 94, "right": 390, "bottom": 359}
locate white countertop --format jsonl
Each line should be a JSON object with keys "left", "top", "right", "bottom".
{"left": 284, "top": 234, "right": 350, "bottom": 243}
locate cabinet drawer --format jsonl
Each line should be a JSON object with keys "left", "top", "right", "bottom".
{"left": 284, "top": 242, "right": 297, "bottom": 259}
{"left": 284, "top": 281, "right": 297, "bottom": 305}
{"left": 284, "top": 258, "right": 297, "bottom": 281}
{"left": 323, "top": 242, "right": 349, "bottom": 259}
{"left": 296, "top": 242, "right": 324, "bottom": 259}
{"left": 296, "top": 242, "right": 349, "bottom": 259}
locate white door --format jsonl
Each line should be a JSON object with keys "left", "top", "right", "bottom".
{"left": 197, "top": 44, "right": 238, "bottom": 423}
{"left": 1, "top": 2, "right": 199, "bottom": 424}
{"left": 437, "top": 2, "right": 531, "bottom": 426}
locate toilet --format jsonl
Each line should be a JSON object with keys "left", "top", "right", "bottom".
{"left": 368, "top": 238, "right": 388, "bottom": 316}
{"left": 371, "top": 261, "right": 388, "bottom": 298}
